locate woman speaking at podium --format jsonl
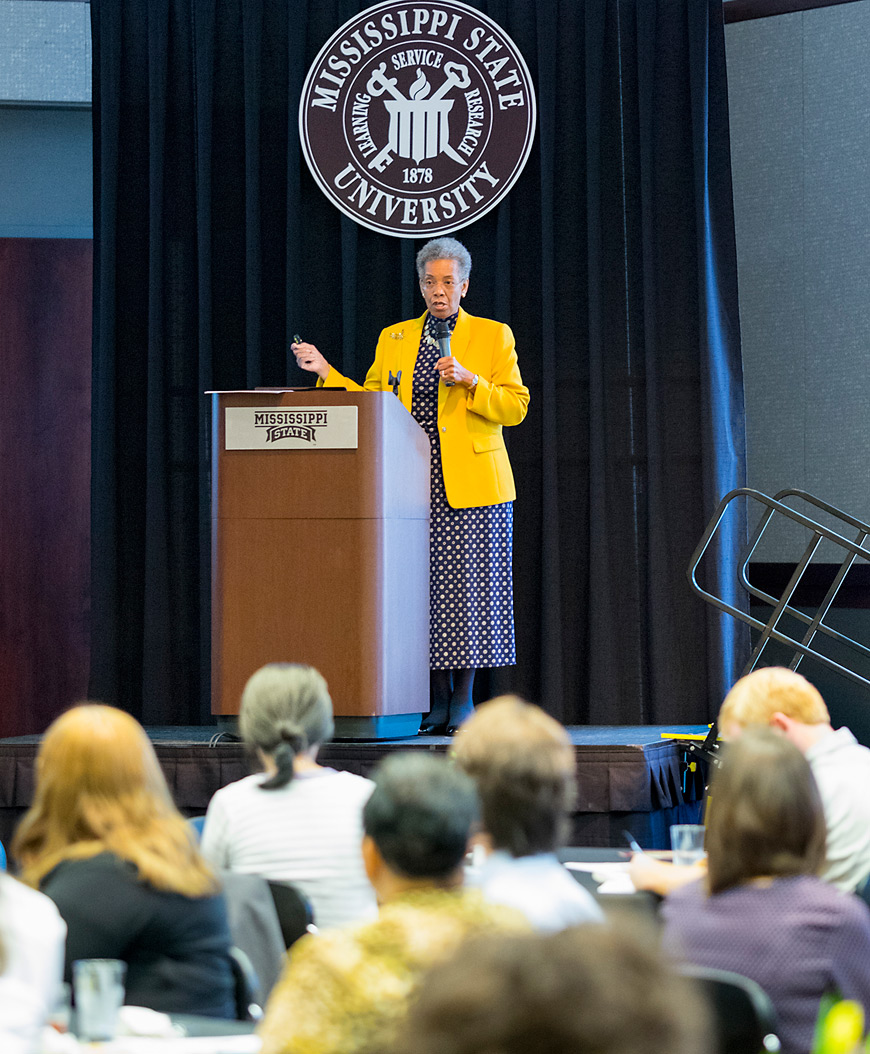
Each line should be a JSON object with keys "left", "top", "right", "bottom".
{"left": 292, "top": 238, "right": 529, "bottom": 735}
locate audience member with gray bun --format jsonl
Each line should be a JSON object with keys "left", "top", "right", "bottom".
{"left": 201, "top": 663, "right": 377, "bottom": 930}
{"left": 239, "top": 662, "right": 335, "bottom": 790}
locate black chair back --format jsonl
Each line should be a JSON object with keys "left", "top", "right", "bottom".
{"left": 267, "top": 881, "right": 316, "bottom": 949}
{"left": 681, "top": 965, "right": 780, "bottom": 1054}
{"left": 228, "top": 946, "right": 264, "bottom": 1023}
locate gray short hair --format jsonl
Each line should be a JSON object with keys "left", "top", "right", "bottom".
{"left": 415, "top": 237, "right": 472, "bottom": 282}
{"left": 239, "top": 663, "right": 334, "bottom": 790}
{"left": 363, "top": 752, "right": 479, "bottom": 879}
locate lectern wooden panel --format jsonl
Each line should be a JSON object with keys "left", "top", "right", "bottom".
{"left": 211, "top": 390, "right": 430, "bottom": 736}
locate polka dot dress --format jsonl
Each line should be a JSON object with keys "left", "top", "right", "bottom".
{"left": 412, "top": 313, "right": 516, "bottom": 670}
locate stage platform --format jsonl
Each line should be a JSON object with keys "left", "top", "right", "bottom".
{"left": 0, "top": 725, "right": 710, "bottom": 853}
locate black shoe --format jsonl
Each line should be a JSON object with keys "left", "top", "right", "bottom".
{"left": 446, "top": 720, "right": 471, "bottom": 735}
{"left": 446, "top": 703, "right": 475, "bottom": 736}
{"left": 419, "top": 721, "right": 448, "bottom": 736}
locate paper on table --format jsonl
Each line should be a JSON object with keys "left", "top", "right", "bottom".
{"left": 593, "top": 873, "right": 637, "bottom": 895}
{"left": 563, "top": 861, "right": 628, "bottom": 873}
{"left": 118, "top": 1005, "right": 179, "bottom": 1037}
{"left": 564, "top": 860, "right": 637, "bottom": 895}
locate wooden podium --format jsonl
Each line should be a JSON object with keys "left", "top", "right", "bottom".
{"left": 210, "top": 389, "right": 430, "bottom": 738}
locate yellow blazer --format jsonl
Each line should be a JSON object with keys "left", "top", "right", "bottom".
{"left": 319, "top": 309, "right": 529, "bottom": 509}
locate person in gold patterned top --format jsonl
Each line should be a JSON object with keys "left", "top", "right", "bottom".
{"left": 257, "top": 752, "right": 528, "bottom": 1054}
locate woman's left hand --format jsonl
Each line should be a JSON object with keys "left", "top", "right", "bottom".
{"left": 436, "top": 356, "right": 476, "bottom": 388}
{"left": 627, "top": 852, "right": 706, "bottom": 896}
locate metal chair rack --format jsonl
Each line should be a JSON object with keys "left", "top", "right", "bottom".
{"left": 688, "top": 487, "right": 870, "bottom": 689}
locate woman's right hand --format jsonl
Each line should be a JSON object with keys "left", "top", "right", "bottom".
{"left": 292, "top": 340, "right": 331, "bottom": 381}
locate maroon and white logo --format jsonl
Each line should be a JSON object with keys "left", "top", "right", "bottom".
{"left": 299, "top": 0, "right": 536, "bottom": 238}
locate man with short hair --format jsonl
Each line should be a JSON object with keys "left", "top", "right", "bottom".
{"left": 630, "top": 666, "right": 870, "bottom": 896}
{"left": 719, "top": 666, "right": 870, "bottom": 892}
{"left": 452, "top": 695, "right": 603, "bottom": 930}
{"left": 257, "top": 752, "right": 527, "bottom": 1054}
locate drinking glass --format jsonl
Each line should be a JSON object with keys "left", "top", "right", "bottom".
{"left": 73, "top": 958, "right": 126, "bottom": 1042}
{"left": 670, "top": 824, "right": 705, "bottom": 866}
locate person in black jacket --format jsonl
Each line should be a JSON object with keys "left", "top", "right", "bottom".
{"left": 13, "top": 704, "right": 235, "bottom": 1018}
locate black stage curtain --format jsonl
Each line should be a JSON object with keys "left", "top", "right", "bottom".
{"left": 90, "top": 0, "right": 746, "bottom": 726}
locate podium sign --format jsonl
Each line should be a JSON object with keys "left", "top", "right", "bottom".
{"left": 225, "top": 405, "right": 358, "bottom": 450}
{"left": 210, "top": 389, "right": 430, "bottom": 738}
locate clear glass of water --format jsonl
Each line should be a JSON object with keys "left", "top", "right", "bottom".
{"left": 670, "top": 824, "right": 705, "bottom": 866}
{"left": 73, "top": 958, "right": 126, "bottom": 1042}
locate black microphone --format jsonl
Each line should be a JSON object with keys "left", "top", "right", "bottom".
{"left": 434, "top": 319, "right": 454, "bottom": 386}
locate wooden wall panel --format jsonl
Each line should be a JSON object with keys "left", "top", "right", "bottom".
{"left": 0, "top": 238, "right": 92, "bottom": 736}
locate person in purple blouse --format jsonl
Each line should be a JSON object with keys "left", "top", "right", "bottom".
{"left": 661, "top": 727, "right": 870, "bottom": 1054}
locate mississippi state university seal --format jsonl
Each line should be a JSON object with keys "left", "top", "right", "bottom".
{"left": 299, "top": 0, "right": 536, "bottom": 237}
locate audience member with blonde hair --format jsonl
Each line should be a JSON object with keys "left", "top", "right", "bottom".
{"left": 719, "top": 666, "right": 870, "bottom": 891}
{"left": 662, "top": 727, "right": 870, "bottom": 1054}
{"left": 451, "top": 695, "right": 602, "bottom": 930}
{"left": 201, "top": 662, "right": 377, "bottom": 929}
{"left": 13, "top": 704, "right": 235, "bottom": 1018}
{"left": 393, "top": 925, "right": 710, "bottom": 1054}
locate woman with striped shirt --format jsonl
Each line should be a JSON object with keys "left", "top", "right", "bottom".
{"left": 201, "top": 663, "right": 377, "bottom": 931}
